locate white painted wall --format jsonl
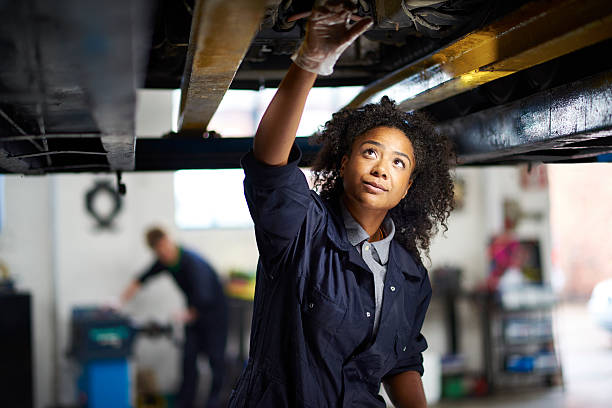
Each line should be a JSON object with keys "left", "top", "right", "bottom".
{"left": 135, "top": 89, "right": 176, "bottom": 137}
{"left": 0, "top": 176, "right": 55, "bottom": 408}
{"left": 429, "top": 167, "right": 489, "bottom": 286}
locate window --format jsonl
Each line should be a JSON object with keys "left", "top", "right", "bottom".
{"left": 174, "top": 169, "right": 253, "bottom": 229}
{"left": 206, "top": 86, "right": 363, "bottom": 137}
{"left": 174, "top": 167, "right": 316, "bottom": 229}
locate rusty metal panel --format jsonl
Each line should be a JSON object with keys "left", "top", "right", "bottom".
{"left": 348, "top": 0, "right": 612, "bottom": 111}
{"left": 57, "top": 0, "right": 153, "bottom": 170}
{"left": 439, "top": 70, "right": 612, "bottom": 164}
{"left": 178, "top": 0, "right": 274, "bottom": 133}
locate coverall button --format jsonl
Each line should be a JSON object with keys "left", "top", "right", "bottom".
{"left": 390, "top": 286, "right": 396, "bottom": 292}
{"left": 366, "top": 311, "right": 371, "bottom": 318}
{"left": 308, "top": 303, "right": 314, "bottom": 309}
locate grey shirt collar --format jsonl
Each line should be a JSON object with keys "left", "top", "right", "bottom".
{"left": 340, "top": 200, "right": 395, "bottom": 264}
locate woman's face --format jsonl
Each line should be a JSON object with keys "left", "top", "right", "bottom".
{"left": 340, "top": 126, "right": 415, "bottom": 212}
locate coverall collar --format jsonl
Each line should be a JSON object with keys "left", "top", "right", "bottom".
{"left": 324, "top": 198, "right": 421, "bottom": 280}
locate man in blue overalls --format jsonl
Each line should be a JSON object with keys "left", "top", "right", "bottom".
{"left": 122, "top": 226, "right": 228, "bottom": 408}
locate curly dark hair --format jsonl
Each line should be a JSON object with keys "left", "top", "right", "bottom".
{"left": 310, "top": 96, "right": 455, "bottom": 260}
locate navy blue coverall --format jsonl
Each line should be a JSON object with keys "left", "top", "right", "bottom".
{"left": 229, "top": 146, "right": 432, "bottom": 407}
{"left": 139, "top": 247, "right": 228, "bottom": 408}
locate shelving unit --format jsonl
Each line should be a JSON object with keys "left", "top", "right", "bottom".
{"left": 480, "top": 292, "right": 563, "bottom": 391}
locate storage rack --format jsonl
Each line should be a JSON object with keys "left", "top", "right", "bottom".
{"left": 480, "top": 292, "right": 563, "bottom": 391}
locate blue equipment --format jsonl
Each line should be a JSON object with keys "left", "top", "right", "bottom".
{"left": 69, "top": 307, "right": 172, "bottom": 408}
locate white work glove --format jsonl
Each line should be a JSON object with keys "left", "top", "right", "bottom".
{"left": 291, "top": 0, "right": 373, "bottom": 76}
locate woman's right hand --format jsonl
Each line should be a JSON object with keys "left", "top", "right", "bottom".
{"left": 253, "top": 1, "right": 372, "bottom": 165}
{"left": 292, "top": 0, "right": 373, "bottom": 76}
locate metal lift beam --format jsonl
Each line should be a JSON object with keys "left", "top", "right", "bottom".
{"left": 439, "top": 70, "right": 612, "bottom": 164}
{"left": 178, "top": 0, "right": 274, "bottom": 134}
{"left": 134, "top": 137, "right": 319, "bottom": 171}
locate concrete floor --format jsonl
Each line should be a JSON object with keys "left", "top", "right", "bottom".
{"left": 432, "top": 301, "right": 612, "bottom": 408}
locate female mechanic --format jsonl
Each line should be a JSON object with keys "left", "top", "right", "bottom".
{"left": 230, "top": 1, "right": 455, "bottom": 407}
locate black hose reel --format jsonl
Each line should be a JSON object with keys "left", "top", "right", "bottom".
{"left": 85, "top": 180, "right": 123, "bottom": 229}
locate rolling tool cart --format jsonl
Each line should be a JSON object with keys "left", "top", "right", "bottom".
{"left": 69, "top": 307, "right": 172, "bottom": 408}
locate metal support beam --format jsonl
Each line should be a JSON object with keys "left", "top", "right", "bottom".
{"left": 178, "top": 0, "right": 273, "bottom": 133}
{"left": 438, "top": 70, "right": 612, "bottom": 164}
{"left": 135, "top": 137, "right": 318, "bottom": 171}
{"left": 348, "top": 0, "right": 612, "bottom": 111}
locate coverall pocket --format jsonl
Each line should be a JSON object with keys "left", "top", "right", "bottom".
{"left": 301, "top": 286, "right": 346, "bottom": 333}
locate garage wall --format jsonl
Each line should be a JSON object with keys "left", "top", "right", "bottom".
{"left": 0, "top": 176, "right": 55, "bottom": 408}
{"left": 548, "top": 164, "right": 612, "bottom": 297}
{"left": 424, "top": 167, "right": 488, "bottom": 370}
{"left": 429, "top": 167, "right": 488, "bottom": 286}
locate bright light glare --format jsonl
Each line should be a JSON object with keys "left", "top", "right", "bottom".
{"left": 174, "top": 169, "right": 253, "bottom": 229}
{"left": 171, "top": 89, "right": 181, "bottom": 133}
{"left": 366, "top": 69, "right": 452, "bottom": 106}
{"left": 206, "top": 86, "right": 363, "bottom": 137}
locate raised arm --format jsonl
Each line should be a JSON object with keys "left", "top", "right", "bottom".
{"left": 120, "top": 279, "right": 141, "bottom": 305}
{"left": 253, "top": 0, "right": 373, "bottom": 166}
{"left": 253, "top": 64, "right": 317, "bottom": 166}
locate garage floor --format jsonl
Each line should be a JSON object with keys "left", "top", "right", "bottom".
{"left": 432, "top": 301, "right": 612, "bottom": 408}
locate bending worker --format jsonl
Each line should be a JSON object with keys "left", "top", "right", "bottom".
{"left": 121, "top": 226, "right": 228, "bottom": 408}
